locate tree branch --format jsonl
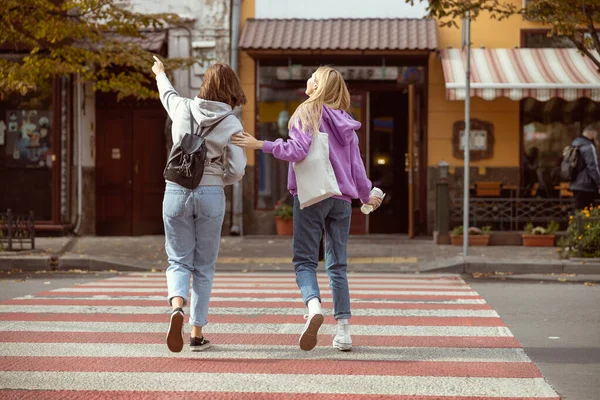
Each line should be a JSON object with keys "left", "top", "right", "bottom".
{"left": 568, "top": 35, "right": 600, "bottom": 72}
{"left": 584, "top": 10, "right": 600, "bottom": 56}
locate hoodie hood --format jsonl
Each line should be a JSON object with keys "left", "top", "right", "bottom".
{"left": 191, "top": 97, "right": 233, "bottom": 127}
{"left": 573, "top": 136, "right": 594, "bottom": 147}
{"left": 322, "top": 106, "right": 361, "bottom": 146}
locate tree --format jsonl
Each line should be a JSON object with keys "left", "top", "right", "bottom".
{"left": 406, "top": 0, "right": 600, "bottom": 71}
{"left": 1, "top": 0, "right": 196, "bottom": 99}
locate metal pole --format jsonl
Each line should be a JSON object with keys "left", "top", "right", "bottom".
{"left": 230, "top": 0, "right": 244, "bottom": 235}
{"left": 463, "top": 11, "right": 471, "bottom": 257}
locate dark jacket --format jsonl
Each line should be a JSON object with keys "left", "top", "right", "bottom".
{"left": 570, "top": 136, "right": 600, "bottom": 193}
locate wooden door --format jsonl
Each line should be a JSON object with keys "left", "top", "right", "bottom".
{"left": 96, "top": 97, "right": 166, "bottom": 236}
{"left": 407, "top": 84, "right": 421, "bottom": 238}
{"left": 96, "top": 109, "right": 134, "bottom": 236}
{"left": 132, "top": 109, "right": 167, "bottom": 235}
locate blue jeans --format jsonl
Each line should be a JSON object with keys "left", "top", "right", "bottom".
{"left": 292, "top": 196, "right": 352, "bottom": 320}
{"left": 163, "top": 182, "right": 225, "bottom": 327}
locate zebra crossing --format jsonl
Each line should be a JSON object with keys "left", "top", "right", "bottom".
{"left": 0, "top": 272, "right": 560, "bottom": 399}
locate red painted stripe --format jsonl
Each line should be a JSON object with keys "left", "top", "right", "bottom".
{"left": 0, "top": 299, "right": 493, "bottom": 310}
{"left": 0, "top": 332, "right": 522, "bottom": 348}
{"left": 0, "top": 313, "right": 504, "bottom": 326}
{"left": 0, "top": 391, "right": 561, "bottom": 400}
{"left": 0, "top": 356, "right": 542, "bottom": 378}
{"left": 108, "top": 279, "right": 469, "bottom": 286}
{"left": 35, "top": 291, "right": 481, "bottom": 300}
{"left": 119, "top": 272, "right": 462, "bottom": 282}
{"left": 76, "top": 285, "right": 475, "bottom": 292}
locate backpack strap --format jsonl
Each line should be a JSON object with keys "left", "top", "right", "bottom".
{"left": 198, "top": 111, "right": 234, "bottom": 138}
{"left": 189, "top": 109, "right": 200, "bottom": 136}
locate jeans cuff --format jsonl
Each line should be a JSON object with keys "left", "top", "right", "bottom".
{"left": 189, "top": 319, "right": 207, "bottom": 327}
{"left": 304, "top": 295, "right": 321, "bottom": 305}
{"left": 168, "top": 294, "right": 188, "bottom": 307}
{"left": 334, "top": 313, "right": 351, "bottom": 320}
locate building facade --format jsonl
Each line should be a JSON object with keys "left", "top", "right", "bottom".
{"left": 0, "top": 0, "right": 236, "bottom": 236}
{"left": 237, "top": 0, "right": 600, "bottom": 236}
{"left": 237, "top": 0, "right": 433, "bottom": 236}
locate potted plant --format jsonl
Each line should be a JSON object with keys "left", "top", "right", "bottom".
{"left": 522, "top": 221, "right": 558, "bottom": 247}
{"left": 274, "top": 201, "right": 293, "bottom": 235}
{"left": 450, "top": 225, "right": 492, "bottom": 246}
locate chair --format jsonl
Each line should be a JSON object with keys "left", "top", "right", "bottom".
{"left": 474, "top": 181, "right": 502, "bottom": 197}
{"left": 529, "top": 182, "right": 539, "bottom": 197}
{"left": 557, "top": 182, "right": 573, "bottom": 198}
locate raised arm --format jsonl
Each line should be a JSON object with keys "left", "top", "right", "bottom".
{"left": 152, "top": 56, "right": 185, "bottom": 120}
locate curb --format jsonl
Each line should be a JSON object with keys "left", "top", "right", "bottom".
{"left": 424, "top": 259, "right": 600, "bottom": 275}
{"left": 0, "top": 255, "right": 598, "bottom": 274}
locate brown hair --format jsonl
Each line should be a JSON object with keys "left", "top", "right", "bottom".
{"left": 197, "top": 63, "right": 247, "bottom": 108}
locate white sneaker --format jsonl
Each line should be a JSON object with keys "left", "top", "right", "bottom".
{"left": 299, "top": 312, "right": 324, "bottom": 351}
{"left": 332, "top": 322, "right": 352, "bottom": 351}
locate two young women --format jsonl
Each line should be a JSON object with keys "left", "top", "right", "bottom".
{"left": 153, "top": 57, "right": 381, "bottom": 353}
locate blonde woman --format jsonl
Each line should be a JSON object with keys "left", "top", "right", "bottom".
{"left": 232, "top": 66, "right": 381, "bottom": 351}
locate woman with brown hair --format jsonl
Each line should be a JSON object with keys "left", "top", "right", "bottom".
{"left": 152, "top": 57, "right": 247, "bottom": 353}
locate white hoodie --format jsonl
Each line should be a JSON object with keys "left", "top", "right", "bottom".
{"left": 156, "top": 72, "right": 246, "bottom": 186}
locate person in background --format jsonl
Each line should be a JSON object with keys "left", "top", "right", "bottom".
{"left": 232, "top": 66, "right": 381, "bottom": 352}
{"left": 570, "top": 125, "right": 600, "bottom": 209}
{"left": 523, "top": 147, "right": 539, "bottom": 195}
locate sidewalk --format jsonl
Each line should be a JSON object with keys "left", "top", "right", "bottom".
{"left": 1, "top": 234, "right": 598, "bottom": 274}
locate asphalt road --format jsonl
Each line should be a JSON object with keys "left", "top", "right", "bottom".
{"left": 467, "top": 275, "right": 600, "bottom": 400}
{"left": 0, "top": 270, "right": 598, "bottom": 399}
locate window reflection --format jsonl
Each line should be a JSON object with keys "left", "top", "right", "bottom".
{"left": 522, "top": 98, "right": 600, "bottom": 197}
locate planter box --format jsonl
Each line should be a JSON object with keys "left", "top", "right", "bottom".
{"left": 450, "top": 234, "right": 490, "bottom": 246}
{"left": 522, "top": 234, "right": 555, "bottom": 247}
{"left": 274, "top": 217, "right": 293, "bottom": 236}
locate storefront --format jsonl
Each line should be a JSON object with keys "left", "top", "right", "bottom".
{"left": 0, "top": 73, "right": 72, "bottom": 233}
{"left": 429, "top": 35, "right": 600, "bottom": 232}
{"left": 238, "top": 18, "right": 438, "bottom": 236}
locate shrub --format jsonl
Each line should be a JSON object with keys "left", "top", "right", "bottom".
{"left": 560, "top": 206, "right": 600, "bottom": 258}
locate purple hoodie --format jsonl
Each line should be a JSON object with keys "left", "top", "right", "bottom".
{"left": 262, "top": 106, "right": 372, "bottom": 204}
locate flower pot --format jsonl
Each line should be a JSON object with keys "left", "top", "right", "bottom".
{"left": 450, "top": 234, "right": 490, "bottom": 246}
{"left": 522, "top": 234, "right": 555, "bottom": 247}
{"left": 274, "top": 216, "right": 293, "bottom": 236}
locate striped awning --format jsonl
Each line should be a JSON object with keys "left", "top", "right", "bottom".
{"left": 440, "top": 48, "right": 600, "bottom": 101}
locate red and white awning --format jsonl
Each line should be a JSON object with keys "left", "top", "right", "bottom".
{"left": 440, "top": 48, "right": 600, "bottom": 101}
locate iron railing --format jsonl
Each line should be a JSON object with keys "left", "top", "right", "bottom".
{"left": 449, "top": 197, "right": 577, "bottom": 231}
{"left": 0, "top": 209, "right": 35, "bottom": 251}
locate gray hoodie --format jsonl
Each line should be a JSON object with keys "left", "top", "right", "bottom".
{"left": 156, "top": 72, "right": 246, "bottom": 186}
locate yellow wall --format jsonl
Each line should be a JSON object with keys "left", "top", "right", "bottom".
{"left": 239, "top": 0, "right": 256, "bottom": 166}
{"left": 428, "top": 0, "right": 545, "bottom": 167}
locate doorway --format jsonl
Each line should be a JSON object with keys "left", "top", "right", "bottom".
{"left": 96, "top": 94, "right": 167, "bottom": 236}
{"left": 368, "top": 91, "right": 409, "bottom": 234}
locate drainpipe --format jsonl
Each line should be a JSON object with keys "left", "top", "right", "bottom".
{"left": 230, "top": 0, "right": 243, "bottom": 236}
{"left": 73, "top": 74, "right": 84, "bottom": 235}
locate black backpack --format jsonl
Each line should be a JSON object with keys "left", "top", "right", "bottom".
{"left": 163, "top": 110, "right": 232, "bottom": 189}
{"left": 560, "top": 145, "right": 583, "bottom": 182}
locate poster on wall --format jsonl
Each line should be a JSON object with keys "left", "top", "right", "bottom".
{"left": 5, "top": 110, "right": 52, "bottom": 168}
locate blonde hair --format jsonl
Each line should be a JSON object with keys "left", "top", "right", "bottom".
{"left": 288, "top": 66, "right": 351, "bottom": 135}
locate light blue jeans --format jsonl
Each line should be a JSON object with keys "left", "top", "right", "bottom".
{"left": 292, "top": 196, "right": 352, "bottom": 320}
{"left": 163, "top": 182, "right": 225, "bottom": 327}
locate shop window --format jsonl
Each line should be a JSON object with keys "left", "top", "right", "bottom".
{"left": 256, "top": 66, "right": 306, "bottom": 209}
{"left": 0, "top": 79, "right": 55, "bottom": 220}
{"left": 521, "top": 98, "right": 600, "bottom": 197}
